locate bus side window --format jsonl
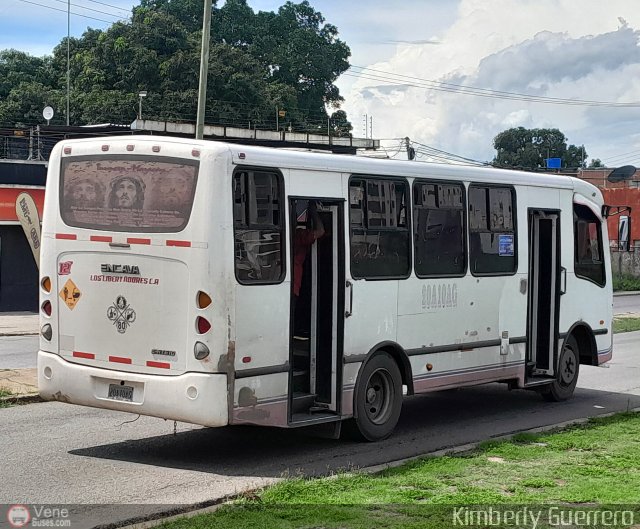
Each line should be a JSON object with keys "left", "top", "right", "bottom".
{"left": 349, "top": 177, "right": 410, "bottom": 279}
{"left": 413, "top": 181, "right": 466, "bottom": 277}
{"left": 469, "top": 185, "right": 517, "bottom": 276}
{"left": 574, "top": 204, "right": 605, "bottom": 287}
{"left": 233, "top": 170, "right": 284, "bottom": 284}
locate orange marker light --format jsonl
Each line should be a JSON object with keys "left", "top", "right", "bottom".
{"left": 41, "top": 277, "right": 51, "bottom": 293}
{"left": 197, "top": 291, "right": 212, "bottom": 309}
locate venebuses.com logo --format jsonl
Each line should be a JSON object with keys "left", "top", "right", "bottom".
{"left": 5, "top": 504, "right": 71, "bottom": 527}
{"left": 7, "top": 505, "right": 31, "bottom": 528}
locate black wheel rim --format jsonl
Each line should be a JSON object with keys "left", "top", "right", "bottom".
{"left": 559, "top": 345, "right": 577, "bottom": 386}
{"left": 364, "top": 368, "right": 394, "bottom": 425}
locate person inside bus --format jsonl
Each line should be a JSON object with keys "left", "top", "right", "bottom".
{"left": 293, "top": 200, "right": 325, "bottom": 339}
{"left": 108, "top": 175, "right": 145, "bottom": 209}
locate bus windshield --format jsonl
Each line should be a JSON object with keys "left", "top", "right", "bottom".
{"left": 60, "top": 156, "right": 198, "bottom": 232}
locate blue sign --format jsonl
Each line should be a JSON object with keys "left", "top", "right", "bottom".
{"left": 498, "top": 234, "right": 514, "bottom": 256}
{"left": 546, "top": 157, "right": 562, "bottom": 169}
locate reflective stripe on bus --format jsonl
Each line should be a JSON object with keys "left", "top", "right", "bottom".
{"left": 73, "top": 351, "right": 95, "bottom": 359}
{"left": 127, "top": 237, "right": 151, "bottom": 245}
{"left": 56, "top": 233, "right": 77, "bottom": 240}
{"left": 166, "top": 240, "right": 191, "bottom": 247}
{"left": 108, "top": 356, "right": 132, "bottom": 364}
{"left": 146, "top": 361, "right": 171, "bottom": 369}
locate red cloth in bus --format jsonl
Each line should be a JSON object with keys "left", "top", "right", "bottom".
{"left": 293, "top": 228, "right": 319, "bottom": 297}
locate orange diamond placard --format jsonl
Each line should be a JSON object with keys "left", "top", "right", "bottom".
{"left": 59, "top": 278, "right": 81, "bottom": 310}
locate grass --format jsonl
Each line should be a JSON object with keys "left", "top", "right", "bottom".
{"left": 0, "top": 387, "right": 14, "bottom": 408}
{"left": 612, "top": 274, "right": 640, "bottom": 292}
{"left": 613, "top": 316, "right": 640, "bottom": 334}
{"left": 159, "top": 413, "right": 640, "bottom": 529}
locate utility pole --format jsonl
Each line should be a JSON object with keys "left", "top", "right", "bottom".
{"left": 362, "top": 114, "right": 368, "bottom": 139}
{"left": 66, "top": 0, "right": 70, "bottom": 126}
{"left": 195, "top": 0, "right": 213, "bottom": 140}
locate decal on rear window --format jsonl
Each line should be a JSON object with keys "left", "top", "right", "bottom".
{"left": 60, "top": 156, "right": 198, "bottom": 232}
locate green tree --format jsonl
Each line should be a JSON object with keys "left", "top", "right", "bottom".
{"left": 493, "top": 127, "right": 588, "bottom": 170}
{"left": 0, "top": 0, "right": 351, "bottom": 131}
{"left": 589, "top": 158, "right": 604, "bottom": 168}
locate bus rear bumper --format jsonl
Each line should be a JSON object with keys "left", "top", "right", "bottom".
{"left": 37, "top": 351, "right": 229, "bottom": 427}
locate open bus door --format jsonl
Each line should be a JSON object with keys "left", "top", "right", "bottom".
{"left": 289, "top": 198, "right": 344, "bottom": 425}
{"left": 527, "top": 209, "right": 561, "bottom": 381}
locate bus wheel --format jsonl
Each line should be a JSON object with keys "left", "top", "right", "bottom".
{"left": 351, "top": 352, "right": 402, "bottom": 441}
{"left": 541, "top": 335, "right": 580, "bottom": 402}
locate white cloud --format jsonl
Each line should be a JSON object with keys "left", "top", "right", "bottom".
{"left": 339, "top": 0, "right": 640, "bottom": 164}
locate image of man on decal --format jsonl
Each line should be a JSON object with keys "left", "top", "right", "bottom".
{"left": 108, "top": 175, "right": 145, "bottom": 209}
{"left": 64, "top": 177, "right": 105, "bottom": 209}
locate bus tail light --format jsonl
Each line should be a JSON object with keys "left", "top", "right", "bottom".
{"left": 197, "top": 291, "right": 212, "bottom": 309}
{"left": 194, "top": 342, "right": 210, "bottom": 360}
{"left": 196, "top": 317, "right": 211, "bottom": 334}
{"left": 41, "top": 300, "right": 52, "bottom": 317}
{"left": 41, "top": 324, "right": 52, "bottom": 341}
{"left": 41, "top": 277, "right": 51, "bottom": 293}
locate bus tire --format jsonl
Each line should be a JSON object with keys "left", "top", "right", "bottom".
{"left": 541, "top": 335, "right": 580, "bottom": 402}
{"left": 350, "top": 352, "right": 403, "bottom": 441}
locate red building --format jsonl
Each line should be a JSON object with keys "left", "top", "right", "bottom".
{"left": 577, "top": 168, "right": 640, "bottom": 249}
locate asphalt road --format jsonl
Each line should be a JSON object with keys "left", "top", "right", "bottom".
{"left": 0, "top": 331, "right": 639, "bottom": 528}
{"left": 613, "top": 293, "right": 640, "bottom": 315}
{"left": 0, "top": 336, "right": 38, "bottom": 368}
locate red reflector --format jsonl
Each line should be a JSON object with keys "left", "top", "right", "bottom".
{"left": 56, "top": 233, "right": 77, "bottom": 240}
{"left": 90, "top": 235, "right": 112, "bottom": 243}
{"left": 166, "top": 240, "right": 191, "bottom": 247}
{"left": 63, "top": 147, "right": 72, "bottom": 154}
{"left": 101, "top": 145, "right": 109, "bottom": 151}
{"left": 41, "top": 300, "right": 52, "bottom": 316}
{"left": 147, "top": 360, "right": 170, "bottom": 369}
{"left": 73, "top": 351, "right": 95, "bottom": 360}
{"left": 126, "top": 144, "right": 135, "bottom": 151}
{"left": 242, "top": 356, "right": 251, "bottom": 364}
{"left": 109, "top": 355, "right": 132, "bottom": 364}
{"left": 127, "top": 237, "right": 151, "bottom": 245}
{"left": 197, "top": 317, "right": 211, "bottom": 334}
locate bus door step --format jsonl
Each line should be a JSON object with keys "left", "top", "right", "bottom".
{"left": 523, "top": 377, "right": 554, "bottom": 388}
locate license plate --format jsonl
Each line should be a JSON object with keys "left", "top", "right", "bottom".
{"left": 108, "top": 384, "right": 134, "bottom": 402}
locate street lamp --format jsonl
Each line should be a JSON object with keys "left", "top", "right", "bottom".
{"left": 138, "top": 91, "right": 147, "bottom": 120}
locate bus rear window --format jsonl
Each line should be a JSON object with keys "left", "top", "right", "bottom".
{"left": 60, "top": 157, "right": 198, "bottom": 232}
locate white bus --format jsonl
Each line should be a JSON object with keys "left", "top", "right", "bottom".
{"left": 38, "top": 136, "right": 612, "bottom": 441}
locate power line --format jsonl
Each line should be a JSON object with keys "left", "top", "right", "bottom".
{"left": 16, "top": 0, "right": 117, "bottom": 23}
{"left": 347, "top": 65, "right": 640, "bottom": 108}
{"left": 47, "top": 0, "right": 127, "bottom": 20}
{"left": 81, "top": 0, "right": 130, "bottom": 15}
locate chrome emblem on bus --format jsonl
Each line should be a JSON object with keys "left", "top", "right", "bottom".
{"left": 101, "top": 264, "right": 141, "bottom": 275}
{"left": 107, "top": 295, "right": 137, "bottom": 334}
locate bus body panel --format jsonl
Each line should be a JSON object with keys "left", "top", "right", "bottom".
{"left": 55, "top": 250, "right": 190, "bottom": 374}
{"left": 38, "top": 350, "right": 228, "bottom": 427}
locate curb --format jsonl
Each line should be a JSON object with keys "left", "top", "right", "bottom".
{"left": 118, "top": 407, "right": 640, "bottom": 529}
{"left": 613, "top": 290, "right": 640, "bottom": 297}
{"left": 0, "top": 393, "right": 42, "bottom": 405}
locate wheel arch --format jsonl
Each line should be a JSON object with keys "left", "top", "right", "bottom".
{"left": 564, "top": 322, "right": 597, "bottom": 366}
{"left": 353, "top": 341, "right": 414, "bottom": 411}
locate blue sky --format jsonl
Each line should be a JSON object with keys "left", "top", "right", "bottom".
{"left": 2, "top": 0, "right": 640, "bottom": 165}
